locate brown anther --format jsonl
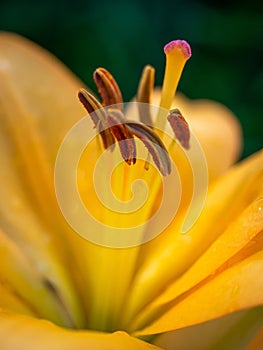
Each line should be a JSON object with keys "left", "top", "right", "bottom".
{"left": 78, "top": 88, "right": 115, "bottom": 149}
{"left": 79, "top": 68, "right": 174, "bottom": 176}
{"left": 93, "top": 68, "right": 123, "bottom": 107}
{"left": 167, "top": 108, "right": 190, "bottom": 150}
{"left": 107, "top": 109, "right": 136, "bottom": 165}
{"left": 126, "top": 121, "right": 171, "bottom": 176}
{"left": 137, "top": 65, "right": 155, "bottom": 126}
{"left": 78, "top": 88, "right": 106, "bottom": 126}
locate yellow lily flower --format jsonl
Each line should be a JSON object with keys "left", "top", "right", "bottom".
{"left": 0, "top": 31, "right": 262, "bottom": 350}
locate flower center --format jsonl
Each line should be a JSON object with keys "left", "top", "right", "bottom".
{"left": 72, "top": 40, "right": 193, "bottom": 332}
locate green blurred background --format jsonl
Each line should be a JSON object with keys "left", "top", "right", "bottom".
{"left": 1, "top": 0, "right": 262, "bottom": 158}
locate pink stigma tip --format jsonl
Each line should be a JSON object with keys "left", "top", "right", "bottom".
{"left": 164, "top": 40, "right": 192, "bottom": 59}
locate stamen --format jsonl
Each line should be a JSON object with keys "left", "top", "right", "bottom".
{"left": 126, "top": 121, "right": 171, "bottom": 176}
{"left": 144, "top": 152, "right": 151, "bottom": 171}
{"left": 93, "top": 68, "right": 123, "bottom": 107}
{"left": 168, "top": 108, "right": 190, "bottom": 150}
{"left": 97, "top": 121, "right": 116, "bottom": 150}
{"left": 158, "top": 40, "right": 191, "bottom": 128}
{"left": 107, "top": 108, "right": 136, "bottom": 165}
{"left": 78, "top": 88, "right": 106, "bottom": 126}
{"left": 137, "top": 65, "right": 155, "bottom": 126}
{"left": 78, "top": 88, "right": 115, "bottom": 149}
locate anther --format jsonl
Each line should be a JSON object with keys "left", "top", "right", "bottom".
{"left": 93, "top": 68, "right": 123, "bottom": 107}
{"left": 168, "top": 108, "right": 190, "bottom": 150}
{"left": 107, "top": 109, "right": 136, "bottom": 165}
{"left": 137, "top": 65, "right": 155, "bottom": 126}
{"left": 78, "top": 88, "right": 106, "bottom": 125}
{"left": 126, "top": 121, "right": 172, "bottom": 176}
{"left": 78, "top": 88, "right": 115, "bottom": 149}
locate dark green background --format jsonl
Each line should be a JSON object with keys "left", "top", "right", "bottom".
{"left": 1, "top": 0, "right": 262, "bottom": 158}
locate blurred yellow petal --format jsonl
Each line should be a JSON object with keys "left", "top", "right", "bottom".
{"left": 0, "top": 32, "right": 85, "bottom": 163}
{"left": 0, "top": 310, "right": 162, "bottom": 350}
{"left": 149, "top": 89, "right": 243, "bottom": 181}
{"left": 0, "top": 125, "right": 85, "bottom": 327}
{"left": 0, "top": 283, "right": 36, "bottom": 317}
{"left": 0, "top": 31, "right": 86, "bottom": 221}
{"left": 173, "top": 93, "right": 243, "bottom": 180}
{"left": 0, "top": 226, "right": 85, "bottom": 327}
{"left": 0, "top": 32, "right": 90, "bottom": 328}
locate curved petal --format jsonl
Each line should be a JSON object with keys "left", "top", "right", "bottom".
{"left": 0, "top": 310, "right": 162, "bottom": 350}
{"left": 123, "top": 150, "right": 263, "bottom": 329}
{"left": 0, "top": 32, "right": 90, "bottom": 327}
{"left": 132, "top": 152, "right": 263, "bottom": 335}
{"left": 135, "top": 249, "right": 263, "bottom": 336}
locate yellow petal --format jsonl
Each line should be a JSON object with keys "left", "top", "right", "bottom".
{"left": 124, "top": 150, "right": 263, "bottom": 329}
{"left": 0, "top": 31, "right": 86, "bottom": 219}
{"left": 0, "top": 32, "right": 140, "bottom": 332}
{"left": 0, "top": 32, "right": 90, "bottom": 327}
{"left": 133, "top": 150, "right": 263, "bottom": 334}
{"left": 136, "top": 166, "right": 263, "bottom": 323}
{"left": 0, "top": 121, "right": 85, "bottom": 327}
{"left": 0, "top": 283, "right": 36, "bottom": 317}
{"left": 0, "top": 32, "right": 157, "bottom": 332}
{"left": 153, "top": 196, "right": 262, "bottom": 310}
{"left": 0, "top": 310, "right": 162, "bottom": 350}
{"left": 0, "top": 227, "right": 84, "bottom": 327}
{"left": 135, "top": 248, "right": 263, "bottom": 336}
{"left": 0, "top": 32, "right": 85, "bottom": 163}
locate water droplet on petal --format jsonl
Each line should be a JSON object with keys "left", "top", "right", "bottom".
{"left": 254, "top": 198, "right": 263, "bottom": 213}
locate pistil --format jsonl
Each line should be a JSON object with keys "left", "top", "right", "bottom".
{"left": 158, "top": 40, "right": 191, "bottom": 129}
